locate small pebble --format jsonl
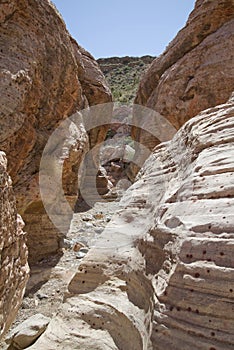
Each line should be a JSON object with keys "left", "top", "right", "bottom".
{"left": 37, "top": 293, "right": 49, "bottom": 300}
{"left": 76, "top": 247, "right": 89, "bottom": 259}
{"left": 62, "top": 239, "right": 72, "bottom": 249}
{"left": 73, "top": 242, "right": 85, "bottom": 252}
{"left": 79, "top": 248, "right": 89, "bottom": 253}
{"left": 95, "top": 227, "right": 103, "bottom": 234}
{"left": 94, "top": 213, "right": 104, "bottom": 220}
{"left": 81, "top": 214, "right": 93, "bottom": 221}
{"left": 76, "top": 251, "right": 87, "bottom": 259}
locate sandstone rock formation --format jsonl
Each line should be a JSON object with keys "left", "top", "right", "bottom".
{"left": 100, "top": 105, "right": 134, "bottom": 189}
{"left": 0, "top": 0, "right": 111, "bottom": 265}
{"left": 132, "top": 0, "right": 234, "bottom": 175}
{"left": 26, "top": 95, "right": 234, "bottom": 349}
{"left": 5, "top": 313, "right": 50, "bottom": 349}
{"left": 98, "top": 56, "right": 154, "bottom": 75}
{"left": 0, "top": 152, "right": 29, "bottom": 339}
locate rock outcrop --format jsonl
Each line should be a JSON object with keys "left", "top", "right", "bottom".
{"left": 26, "top": 95, "right": 234, "bottom": 349}
{"left": 0, "top": 152, "right": 29, "bottom": 339}
{"left": 132, "top": 0, "right": 234, "bottom": 175}
{"left": 0, "top": 0, "right": 112, "bottom": 265}
{"left": 5, "top": 313, "right": 50, "bottom": 349}
{"left": 98, "top": 56, "right": 155, "bottom": 75}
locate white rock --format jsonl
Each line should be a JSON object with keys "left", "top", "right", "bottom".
{"left": 37, "top": 293, "right": 49, "bottom": 300}
{"left": 76, "top": 252, "right": 87, "bottom": 259}
{"left": 27, "top": 96, "right": 234, "bottom": 350}
{"left": 94, "top": 227, "right": 104, "bottom": 234}
{"left": 81, "top": 214, "right": 93, "bottom": 221}
{"left": 6, "top": 314, "right": 50, "bottom": 349}
{"left": 84, "top": 222, "right": 93, "bottom": 229}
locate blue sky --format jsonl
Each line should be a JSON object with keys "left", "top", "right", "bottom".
{"left": 52, "top": 0, "right": 196, "bottom": 59}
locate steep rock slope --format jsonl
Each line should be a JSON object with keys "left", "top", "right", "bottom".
{"left": 133, "top": 0, "right": 234, "bottom": 164}
{"left": 27, "top": 96, "right": 234, "bottom": 349}
{"left": 0, "top": 152, "right": 29, "bottom": 339}
{"left": 0, "top": 0, "right": 112, "bottom": 264}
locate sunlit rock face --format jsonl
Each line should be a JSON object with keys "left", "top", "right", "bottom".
{"left": 0, "top": 0, "right": 112, "bottom": 264}
{"left": 0, "top": 152, "right": 29, "bottom": 340}
{"left": 140, "top": 94, "right": 234, "bottom": 350}
{"left": 130, "top": 0, "right": 234, "bottom": 179}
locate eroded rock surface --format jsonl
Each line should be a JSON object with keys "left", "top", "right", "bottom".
{"left": 132, "top": 0, "right": 234, "bottom": 173}
{"left": 0, "top": 0, "right": 111, "bottom": 264}
{"left": 5, "top": 313, "right": 50, "bottom": 349}
{"left": 26, "top": 96, "right": 234, "bottom": 349}
{"left": 0, "top": 152, "right": 29, "bottom": 339}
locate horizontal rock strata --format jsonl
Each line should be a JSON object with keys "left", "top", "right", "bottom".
{"left": 27, "top": 96, "right": 234, "bottom": 349}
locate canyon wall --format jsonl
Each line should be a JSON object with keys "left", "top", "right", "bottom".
{"left": 130, "top": 0, "right": 234, "bottom": 178}
{"left": 0, "top": 0, "right": 112, "bottom": 265}
{"left": 1, "top": 0, "right": 233, "bottom": 346}
{"left": 27, "top": 95, "right": 234, "bottom": 350}
{"left": 0, "top": 152, "right": 29, "bottom": 339}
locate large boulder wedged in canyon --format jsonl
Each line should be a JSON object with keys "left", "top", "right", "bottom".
{"left": 0, "top": 0, "right": 112, "bottom": 265}
{"left": 0, "top": 152, "right": 29, "bottom": 340}
{"left": 131, "top": 0, "right": 234, "bottom": 177}
{"left": 27, "top": 96, "right": 234, "bottom": 349}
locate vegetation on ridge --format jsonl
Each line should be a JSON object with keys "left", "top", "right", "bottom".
{"left": 97, "top": 56, "right": 155, "bottom": 104}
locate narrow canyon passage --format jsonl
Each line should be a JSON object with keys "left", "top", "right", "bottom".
{"left": 0, "top": 199, "right": 121, "bottom": 350}
{"left": 0, "top": 0, "right": 234, "bottom": 349}
{"left": 25, "top": 98, "right": 234, "bottom": 350}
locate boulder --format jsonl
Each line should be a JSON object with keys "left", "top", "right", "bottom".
{"left": 5, "top": 314, "right": 50, "bottom": 349}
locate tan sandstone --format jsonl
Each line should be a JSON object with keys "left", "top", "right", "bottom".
{"left": 0, "top": 0, "right": 112, "bottom": 265}
{"left": 130, "top": 0, "right": 234, "bottom": 179}
{"left": 0, "top": 152, "right": 29, "bottom": 339}
{"left": 26, "top": 95, "right": 234, "bottom": 349}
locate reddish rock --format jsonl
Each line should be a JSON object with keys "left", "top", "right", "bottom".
{"left": 0, "top": 0, "right": 112, "bottom": 265}
{"left": 0, "top": 152, "right": 29, "bottom": 339}
{"left": 132, "top": 0, "right": 234, "bottom": 174}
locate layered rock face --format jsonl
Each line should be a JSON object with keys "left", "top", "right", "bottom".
{"left": 132, "top": 0, "right": 234, "bottom": 174}
{"left": 0, "top": 152, "right": 29, "bottom": 339}
{"left": 0, "top": 0, "right": 111, "bottom": 264}
{"left": 27, "top": 96, "right": 234, "bottom": 349}
{"left": 144, "top": 95, "right": 234, "bottom": 350}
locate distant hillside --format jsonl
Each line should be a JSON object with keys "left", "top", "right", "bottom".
{"left": 97, "top": 56, "right": 155, "bottom": 104}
